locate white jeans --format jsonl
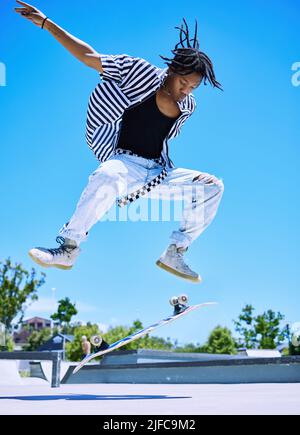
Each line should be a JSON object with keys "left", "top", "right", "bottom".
{"left": 59, "top": 154, "right": 224, "bottom": 250}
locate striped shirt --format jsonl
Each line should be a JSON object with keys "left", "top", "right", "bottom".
{"left": 85, "top": 54, "right": 196, "bottom": 168}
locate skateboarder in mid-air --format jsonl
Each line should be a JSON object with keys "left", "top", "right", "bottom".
{"left": 15, "top": 1, "right": 225, "bottom": 283}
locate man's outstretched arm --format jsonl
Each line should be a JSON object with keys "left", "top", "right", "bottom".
{"left": 14, "top": 0, "right": 104, "bottom": 73}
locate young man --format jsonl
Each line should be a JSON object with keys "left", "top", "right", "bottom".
{"left": 81, "top": 335, "right": 91, "bottom": 359}
{"left": 15, "top": 1, "right": 224, "bottom": 283}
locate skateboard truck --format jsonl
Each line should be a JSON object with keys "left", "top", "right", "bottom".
{"left": 169, "top": 294, "right": 189, "bottom": 315}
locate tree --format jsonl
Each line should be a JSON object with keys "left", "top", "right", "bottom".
{"left": 0, "top": 258, "right": 45, "bottom": 332}
{"left": 234, "top": 305, "right": 289, "bottom": 349}
{"left": 255, "top": 310, "right": 288, "bottom": 349}
{"left": 23, "top": 327, "right": 52, "bottom": 351}
{"left": 101, "top": 320, "right": 173, "bottom": 352}
{"left": 233, "top": 305, "right": 257, "bottom": 349}
{"left": 51, "top": 297, "right": 78, "bottom": 332}
{"left": 0, "top": 323, "right": 14, "bottom": 351}
{"left": 198, "top": 326, "right": 237, "bottom": 354}
{"left": 174, "top": 342, "right": 201, "bottom": 353}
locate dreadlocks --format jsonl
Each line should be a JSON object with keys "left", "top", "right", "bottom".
{"left": 160, "top": 18, "right": 222, "bottom": 90}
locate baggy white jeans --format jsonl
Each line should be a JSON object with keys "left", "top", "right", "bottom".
{"left": 59, "top": 153, "right": 224, "bottom": 250}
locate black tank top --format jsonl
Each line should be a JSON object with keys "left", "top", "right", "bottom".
{"left": 116, "top": 93, "right": 180, "bottom": 159}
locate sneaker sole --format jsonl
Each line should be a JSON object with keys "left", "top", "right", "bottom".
{"left": 156, "top": 260, "right": 202, "bottom": 283}
{"left": 28, "top": 251, "right": 73, "bottom": 270}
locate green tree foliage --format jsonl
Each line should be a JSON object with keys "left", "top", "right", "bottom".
{"left": 255, "top": 310, "right": 288, "bottom": 349}
{"left": 23, "top": 327, "right": 52, "bottom": 351}
{"left": 51, "top": 297, "right": 78, "bottom": 332}
{"left": 0, "top": 258, "right": 45, "bottom": 332}
{"left": 5, "top": 335, "right": 15, "bottom": 351}
{"left": 234, "top": 305, "right": 289, "bottom": 349}
{"left": 233, "top": 305, "right": 257, "bottom": 349}
{"left": 289, "top": 343, "right": 300, "bottom": 356}
{"left": 0, "top": 323, "right": 14, "bottom": 351}
{"left": 174, "top": 342, "right": 201, "bottom": 353}
{"left": 101, "top": 320, "right": 173, "bottom": 353}
{"left": 198, "top": 326, "right": 238, "bottom": 354}
{"left": 0, "top": 330, "right": 14, "bottom": 352}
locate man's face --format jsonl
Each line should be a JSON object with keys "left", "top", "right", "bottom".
{"left": 166, "top": 71, "right": 203, "bottom": 102}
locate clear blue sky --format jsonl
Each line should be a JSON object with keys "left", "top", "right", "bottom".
{"left": 0, "top": 0, "right": 299, "bottom": 346}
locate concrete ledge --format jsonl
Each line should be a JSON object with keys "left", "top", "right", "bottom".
{"left": 100, "top": 349, "right": 246, "bottom": 365}
{"left": 62, "top": 356, "right": 300, "bottom": 385}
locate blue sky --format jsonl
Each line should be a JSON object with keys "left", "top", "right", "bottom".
{"left": 0, "top": 0, "right": 299, "bottom": 346}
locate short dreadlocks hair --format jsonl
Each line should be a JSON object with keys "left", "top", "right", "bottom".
{"left": 160, "top": 18, "right": 222, "bottom": 90}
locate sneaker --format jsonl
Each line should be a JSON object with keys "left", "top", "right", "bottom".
{"left": 28, "top": 236, "right": 80, "bottom": 270}
{"left": 156, "top": 244, "right": 202, "bottom": 283}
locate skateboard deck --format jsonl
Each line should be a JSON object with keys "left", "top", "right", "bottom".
{"left": 73, "top": 302, "right": 217, "bottom": 374}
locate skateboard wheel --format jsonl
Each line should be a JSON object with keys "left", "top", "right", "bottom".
{"left": 90, "top": 335, "right": 103, "bottom": 347}
{"left": 169, "top": 296, "right": 179, "bottom": 307}
{"left": 178, "top": 294, "right": 189, "bottom": 305}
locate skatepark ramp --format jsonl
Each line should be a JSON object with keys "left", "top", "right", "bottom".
{"left": 62, "top": 350, "right": 300, "bottom": 385}
{"left": 0, "top": 360, "right": 49, "bottom": 386}
{"left": 0, "top": 360, "right": 23, "bottom": 386}
{"left": 29, "top": 361, "right": 73, "bottom": 382}
{"left": 0, "top": 351, "right": 63, "bottom": 387}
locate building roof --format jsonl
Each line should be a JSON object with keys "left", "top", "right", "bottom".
{"left": 37, "top": 334, "right": 74, "bottom": 351}
{"left": 23, "top": 317, "right": 51, "bottom": 324}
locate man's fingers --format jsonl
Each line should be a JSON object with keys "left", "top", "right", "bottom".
{"left": 14, "top": 9, "right": 27, "bottom": 16}
{"left": 15, "top": 8, "right": 30, "bottom": 16}
{"left": 16, "top": 0, "right": 31, "bottom": 6}
{"left": 16, "top": 0, "right": 35, "bottom": 11}
{"left": 15, "top": 9, "right": 33, "bottom": 20}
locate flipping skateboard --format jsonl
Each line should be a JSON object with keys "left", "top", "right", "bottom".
{"left": 73, "top": 295, "right": 217, "bottom": 374}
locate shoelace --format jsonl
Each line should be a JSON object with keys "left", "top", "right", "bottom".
{"left": 48, "top": 236, "right": 76, "bottom": 256}
{"left": 174, "top": 247, "right": 193, "bottom": 272}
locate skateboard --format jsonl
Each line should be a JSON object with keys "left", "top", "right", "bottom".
{"left": 73, "top": 296, "right": 217, "bottom": 374}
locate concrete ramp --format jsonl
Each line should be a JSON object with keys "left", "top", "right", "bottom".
{"left": 0, "top": 361, "right": 48, "bottom": 386}
{"left": 0, "top": 360, "right": 22, "bottom": 386}
{"left": 40, "top": 361, "right": 73, "bottom": 382}
{"left": 0, "top": 351, "right": 64, "bottom": 388}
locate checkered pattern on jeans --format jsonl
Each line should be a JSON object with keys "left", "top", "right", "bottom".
{"left": 114, "top": 148, "right": 168, "bottom": 208}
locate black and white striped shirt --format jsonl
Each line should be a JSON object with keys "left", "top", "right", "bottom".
{"left": 85, "top": 54, "right": 196, "bottom": 168}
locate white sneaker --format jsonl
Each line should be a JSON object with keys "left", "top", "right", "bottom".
{"left": 28, "top": 237, "right": 80, "bottom": 270}
{"left": 156, "top": 244, "right": 202, "bottom": 283}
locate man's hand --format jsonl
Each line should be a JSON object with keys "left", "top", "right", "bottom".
{"left": 14, "top": 0, "right": 47, "bottom": 28}
{"left": 14, "top": 1, "right": 104, "bottom": 73}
